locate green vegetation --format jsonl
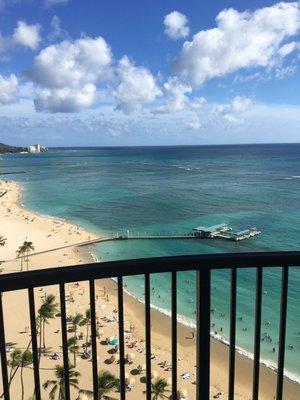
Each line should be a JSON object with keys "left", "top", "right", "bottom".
{"left": 67, "top": 337, "right": 79, "bottom": 367}
{"left": 0, "top": 143, "right": 26, "bottom": 154}
{"left": 0, "top": 235, "right": 6, "bottom": 247}
{"left": 78, "top": 370, "right": 120, "bottom": 400}
{"left": 37, "top": 294, "right": 59, "bottom": 360}
{"left": 43, "top": 364, "right": 80, "bottom": 400}
{"left": 16, "top": 241, "right": 35, "bottom": 271}
{"left": 151, "top": 377, "right": 170, "bottom": 400}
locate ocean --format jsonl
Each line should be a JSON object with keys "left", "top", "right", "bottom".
{"left": 1, "top": 144, "right": 299, "bottom": 382}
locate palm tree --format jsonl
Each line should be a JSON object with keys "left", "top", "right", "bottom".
{"left": 43, "top": 364, "right": 80, "bottom": 400}
{"left": 8, "top": 348, "right": 22, "bottom": 389}
{"left": 0, "top": 235, "right": 6, "bottom": 247}
{"left": 16, "top": 244, "right": 26, "bottom": 271}
{"left": 71, "top": 313, "right": 85, "bottom": 339}
{"left": 0, "top": 349, "right": 34, "bottom": 399}
{"left": 78, "top": 370, "right": 119, "bottom": 400}
{"left": 151, "top": 378, "right": 170, "bottom": 400}
{"left": 67, "top": 337, "right": 79, "bottom": 367}
{"left": 84, "top": 309, "right": 91, "bottom": 347}
{"left": 20, "top": 350, "right": 33, "bottom": 400}
{"left": 22, "top": 241, "right": 35, "bottom": 271}
{"left": 38, "top": 294, "right": 59, "bottom": 359}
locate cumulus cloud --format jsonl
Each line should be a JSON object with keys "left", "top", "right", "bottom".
{"left": 0, "top": 21, "right": 41, "bottom": 56}
{"left": 12, "top": 21, "right": 41, "bottom": 50}
{"left": 218, "top": 95, "right": 253, "bottom": 123}
{"left": 28, "top": 36, "right": 113, "bottom": 112}
{"left": 0, "top": 74, "right": 18, "bottom": 104}
{"left": 164, "top": 11, "right": 190, "bottom": 39}
{"left": 173, "top": 2, "right": 300, "bottom": 86}
{"left": 156, "top": 77, "right": 192, "bottom": 113}
{"left": 34, "top": 84, "right": 95, "bottom": 113}
{"left": 114, "top": 56, "right": 162, "bottom": 113}
{"left": 155, "top": 77, "right": 207, "bottom": 114}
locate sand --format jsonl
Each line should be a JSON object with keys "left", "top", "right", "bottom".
{"left": 0, "top": 179, "right": 299, "bottom": 400}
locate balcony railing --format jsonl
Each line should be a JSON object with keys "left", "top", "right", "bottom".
{"left": 0, "top": 251, "right": 299, "bottom": 400}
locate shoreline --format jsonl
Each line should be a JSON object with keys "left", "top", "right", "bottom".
{"left": 1, "top": 179, "right": 299, "bottom": 399}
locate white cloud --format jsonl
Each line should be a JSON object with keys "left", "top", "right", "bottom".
{"left": 49, "top": 15, "right": 70, "bottom": 41}
{"left": 275, "top": 64, "right": 297, "bottom": 79}
{"left": 28, "top": 36, "right": 113, "bottom": 112}
{"left": 0, "top": 74, "right": 18, "bottom": 104}
{"left": 155, "top": 77, "right": 208, "bottom": 114}
{"left": 231, "top": 95, "right": 252, "bottom": 112}
{"left": 12, "top": 21, "right": 41, "bottom": 50}
{"left": 173, "top": 2, "right": 300, "bottom": 86}
{"left": 164, "top": 11, "right": 190, "bottom": 39}
{"left": 187, "top": 118, "right": 202, "bottom": 130}
{"left": 0, "top": 21, "right": 41, "bottom": 56}
{"left": 278, "top": 41, "right": 298, "bottom": 56}
{"left": 34, "top": 84, "right": 96, "bottom": 113}
{"left": 114, "top": 56, "right": 162, "bottom": 113}
{"left": 156, "top": 77, "right": 192, "bottom": 113}
{"left": 217, "top": 95, "right": 253, "bottom": 123}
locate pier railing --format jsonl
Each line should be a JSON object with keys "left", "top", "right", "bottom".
{"left": 0, "top": 251, "right": 299, "bottom": 400}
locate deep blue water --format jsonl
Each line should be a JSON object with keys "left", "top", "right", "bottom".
{"left": 1, "top": 144, "right": 299, "bottom": 380}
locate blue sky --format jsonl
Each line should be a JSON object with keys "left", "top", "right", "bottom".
{"left": 0, "top": 0, "right": 299, "bottom": 146}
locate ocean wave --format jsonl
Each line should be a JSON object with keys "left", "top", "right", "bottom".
{"left": 107, "top": 275, "right": 300, "bottom": 385}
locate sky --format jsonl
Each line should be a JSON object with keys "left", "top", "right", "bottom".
{"left": 0, "top": 0, "right": 300, "bottom": 146}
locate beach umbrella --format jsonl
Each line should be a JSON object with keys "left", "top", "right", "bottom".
{"left": 129, "top": 353, "right": 135, "bottom": 359}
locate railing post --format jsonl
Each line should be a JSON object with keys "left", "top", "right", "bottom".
{"left": 276, "top": 266, "right": 289, "bottom": 400}
{"left": 28, "top": 288, "right": 41, "bottom": 400}
{"left": 228, "top": 268, "right": 237, "bottom": 400}
{"left": 0, "top": 293, "right": 10, "bottom": 400}
{"left": 59, "top": 284, "right": 70, "bottom": 400}
{"left": 252, "top": 266, "right": 263, "bottom": 400}
{"left": 145, "top": 273, "right": 152, "bottom": 400}
{"left": 118, "top": 277, "right": 126, "bottom": 400}
{"left": 89, "top": 280, "right": 98, "bottom": 400}
{"left": 171, "top": 271, "right": 177, "bottom": 399}
{"left": 196, "top": 267, "right": 211, "bottom": 400}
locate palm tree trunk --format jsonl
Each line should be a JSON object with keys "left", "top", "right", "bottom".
{"left": 43, "top": 319, "right": 46, "bottom": 349}
{"left": 26, "top": 251, "right": 29, "bottom": 271}
{"left": 38, "top": 320, "right": 42, "bottom": 362}
{"left": 20, "top": 366, "right": 25, "bottom": 400}
{"left": 86, "top": 323, "right": 89, "bottom": 346}
{"left": 73, "top": 349, "right": 76, "bottom": 367}
{"left": 7, "top": 365, "right": 19, "bottom": 391}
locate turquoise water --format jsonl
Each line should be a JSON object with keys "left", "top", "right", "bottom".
{"left": 1, "top": 144, "right": 299, "bottom": 380}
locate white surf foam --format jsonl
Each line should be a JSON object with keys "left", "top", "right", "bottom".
{"left": 107, "top": 275, "right": 300, "bottom": 385}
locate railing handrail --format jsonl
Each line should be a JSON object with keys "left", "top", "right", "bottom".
{"left": 0, "top": 251, "right": 299, "bottom": 292}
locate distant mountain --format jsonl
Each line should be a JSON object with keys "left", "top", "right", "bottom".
{"left": 0, "top": 143, "right": 26, "bottom": 154}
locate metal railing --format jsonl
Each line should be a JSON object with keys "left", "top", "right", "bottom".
{"left": 0, "top": 251, "right": 299, "bottom": 400}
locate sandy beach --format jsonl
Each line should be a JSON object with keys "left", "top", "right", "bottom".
{"left": 0, "top": 179, "right": 299, "bottom": 400}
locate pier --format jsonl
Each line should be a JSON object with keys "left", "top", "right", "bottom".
{"left": 78, "top": 223, "right": 261, "bottom": 247}
{"left": 1, "top": 223, "right": 261, "bottom": 264}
